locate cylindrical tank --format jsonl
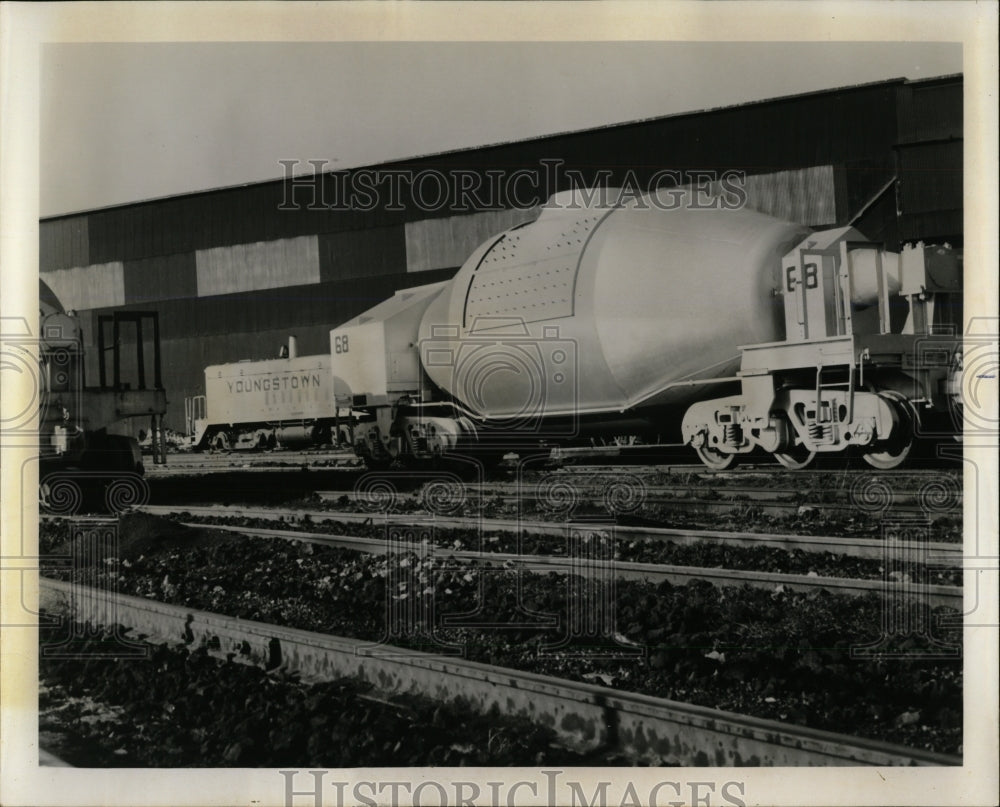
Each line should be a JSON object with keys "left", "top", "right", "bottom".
{"left": 848, "top": 249, "right": 901, "bottom": 305}
{"left": 417, "top": 189, "right": 811, "bottom": 421}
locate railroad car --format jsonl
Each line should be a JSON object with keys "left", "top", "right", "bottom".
{"left": 329, "top": 188, "right": 962, "bottom": 470}
{"left": 188, "top": 338, "right": 353, "bottom": 450}
{"left": 29, "top": 280, "right": 168, "bottom": 507}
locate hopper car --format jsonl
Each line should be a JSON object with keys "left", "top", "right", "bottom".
{"left": 328, "top": 188, "right": 963, "bottom": 470}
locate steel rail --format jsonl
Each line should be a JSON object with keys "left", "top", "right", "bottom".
{"left": 144, "top": 465, "right": 360, "bottom": 474}
{"left": 550, "top": 461, "right": 962, "bottom": 478}
{"left": 448, "top": 481, "right": 961, "bottom": 506}
{"left": 129, "top": 504, "right": 963, "bottom": 564}
{"left": 145, "top": 451, "right": 361, "bottom": 476}
{"left": 37, "top": 577, "right": 960, "bottom": 767}
{"left": 171, "top": 522, "right": 962, "bottom": 609}
{"left": 147, "top": 466, "right": 328, "bottom": 477}
{"left": 314, "top": 488, "right": 955, "bottom": 520}
{"left": 143, "top": 452, "right": 958, "bottom": 477}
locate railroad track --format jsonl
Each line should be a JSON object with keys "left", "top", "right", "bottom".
{"left": 131, "top": 504, "right": 964, "bottom": 564}
{"left": 315, "top": 486, "right": 960, "bottom": 520}
{"left": 107, "top": 507, "right": 962, "bottom": 607}
{"left": 545, "top": 457, "right": 962, "bottom": 476}
{"left": 38, "top": 577, "right": 960, "bottom": 767}
{"left": 145, "top": 450, "right": 361, "bottom": 476}
{"left": 146, "top": 465, "right": 361, "bottom": 478}
{"left": 144, "top": 453, "right": 958, "bottom": 479}
{"left": 458, "top": 479, "right": 962, "bottom": 505}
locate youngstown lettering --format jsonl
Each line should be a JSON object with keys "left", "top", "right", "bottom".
{"left": 227, "top": 374, "right": 322, "bottom": 394}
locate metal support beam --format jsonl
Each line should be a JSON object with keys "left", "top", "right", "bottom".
{"left": 135, "top": 317, "right": 145, "bottom": 390}
{"left": 112, "top": 316, "right": 121, "bottom": 390}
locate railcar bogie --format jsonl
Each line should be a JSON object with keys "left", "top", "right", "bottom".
{"left": 681, "top": 234, "right": 962, "bottom": 470}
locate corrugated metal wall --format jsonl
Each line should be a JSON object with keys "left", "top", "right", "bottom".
{"left": 742, "top": 166, "right": 836, "bottom": 225}
{"left": 895, "top": 76, "right": 962, "bottom": 245}
{"left": 404, "top": 207, "right": 541, "bottom": 273}
{"left": 852, "top": 190, "right": 899, "bottom": 251}
{"left": 676, "top": 166, "right": 837, "bottom": 227}
{"left": 897, "top": 78, "right": 963, "bottom": 143}
{"left": 897, "top": 141, "right": 963, "bottom": 215}
{"left": 123, "top": 252, "right": 198, "bottom": 304}
{"left": 39, "top": 216, "right": 89, "bottom": 272}
{"left": 195, "top": 236, "right": 320, "bottom": 296}
{"left": 40, "top": 262, "right": 124, "bottom": 311}
{"left": 318, "top": 225, "right": 407, "bottom": 282}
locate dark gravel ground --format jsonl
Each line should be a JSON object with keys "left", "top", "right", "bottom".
{"left": 42, "top": 513, "right": 963, "bottom": 756}
{"left": 39, "top": 625, "right": 609, "bottom": 767}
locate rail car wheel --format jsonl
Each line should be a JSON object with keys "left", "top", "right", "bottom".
{"left": 694, "top": 444, "right": 737, "bottom": 470}
{"left": 211, "top": 431, "right": 232, "bottom": 452}
{"left": 773, "top": 444, "right": 816, "bottom": 470}
{"left": 770, "top": 413, "right": 816, "bottom": 469}
{"left": 772, "top": 424, "right": 816, "bottom": 469}
{"left": 863, "top": 392, "right": 916, "bottom": 470}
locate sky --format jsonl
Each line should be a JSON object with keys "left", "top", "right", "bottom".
{"left": 40, "top": 41, "right": 962, "bottom": 218}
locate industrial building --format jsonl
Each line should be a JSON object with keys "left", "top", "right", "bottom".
{"left": 39, "top": 75, "right": 962, "bottom": 433}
